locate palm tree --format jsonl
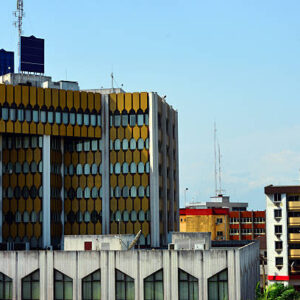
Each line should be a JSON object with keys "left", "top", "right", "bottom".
{"left": 256, "top": 282, "right": 300, "bottom": 300}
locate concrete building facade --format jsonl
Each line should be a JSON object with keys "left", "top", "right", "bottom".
{"left": 0, "top": 79, "right": 179, "bottom": 249}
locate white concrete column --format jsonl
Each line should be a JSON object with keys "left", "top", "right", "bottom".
{"left": 163, "top": 251, "right": 171, "bottom": 300}
{"left": 102, "top": 94, "right": 110, "bottom": 234}
{"left": 101, "top": 251, "right": 109, "bottom": 300}
{"left": 60, "top": 138, "right": 64, "bottom": 249}
{"left": 108, "top": 251, "right": 116, "bottom": 299}
{"left": 0, "top": 135, "right": 3, "bottom": 243}
{"left": 42, "top": 135, "right": 51, "bottom": 249}
{"left": 149, "top": 92, "right": 160, "bottom": 247}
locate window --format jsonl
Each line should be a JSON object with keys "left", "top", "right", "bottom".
{"left": 70, "top": 109, "right": 76, "bottom": 125}
{"left": 0, "top": 272, "right": 12, "bottom": 300}
{"left": 90, "top": 113, "right": 97, "bottom": 127}
{"left": 122, "top": 139, "right": 128, "bottom": 151}
{"left": 274, "top": 209, "right": 282, "bottom": 219}
{"left": 77, "top": 111, "right": 83, "bottom": 126}
{"left": 40, "top": 108, "right": 46, "bottom": 124}
{"left": 121, "top": 111, "right": 128, "bottom": 127}
{"left": 18, "top": 106, "right": 25, "bottom": 122}
{"left": 178, "top": 269, "right": 198, "bottom": 300}
{"left": 114, "top": 139, "right": 121, "bottom": 151}
{"left": 129, "top": 111, "right": 136, "bottom": 127}
{"left": 144, "top": 269, "right": 163, "bottom": 300}
{"left": 137, "top": 110, "right": 144, "bottom": 126}
{"left": 274, "top": 193, "right": 281, "bottom": 202}
{"left": 130, "top": 163, "right": 136, "bottom": 174}
{"left": 217, "top": 231, "right": 223, "bottom": 236}
{"left": 33, "top": 107, "right": 39, "bottom": 123}
{"left": 276, "top": 257, "right": 283, "bottom": 267}
{"left": 114, "top": 111, "right": 121, "bottom": 127}
{"left": 82, "top": 270, "right": 101, "bottom": 300}
{"left": 63, "top": 109, "right": 69, "bottom": 125}
{"left": 25, "top": 106, "right": 32, "bottom": 122}
{"left": 10, "top": 105, "right": 16, "bottom": 121}
{"left": 137, "top": 138, "right": 144, "bottom": 150}
{"left": 216, "top": 218, "right": 223, "bottom": 224}
{"left": 55, "top": 110, "right": 62, "bottom": 125}
{"left": 138, "top": 162, "right": 144, "bottom": 174}
{"left": 208, "top": 269, "right": 228, "bottom": 300}
{"left": 275, "top": 225, "right": 282, "bottom": 235}
{"left": 2, "top": 106, "right": 8, "bottom": 121}
{"left": 275, "top": 241, "right": 283, "bottom": 251}
{"left": 129, "top": 139, "right": 136, "bottom": 150}
{"left": 54, "top": 270, "right": 72, "bottom": 300}
{"left": 115, "top": 270, "right": 134, "bottom": 300}
{"left": 84, "top": 111, "right": 90, "bottom": 126}
{"left": 22, "top": 269, "right": 40, "bottom": 300}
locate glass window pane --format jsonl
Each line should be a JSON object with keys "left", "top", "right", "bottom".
{"left": 22, "top": 282, "right": 31, "bottom": 299}
{"left": 10, "top": 108, "right": 16, "bottom": 121}
{"left": 32, "top": 282, "right": 40, "bottom": 300}
{"left": 129, "top": 114, "right": 136, "bottom": 126}
{"left": 41, "top": 110, "right": 46, "bottom": 123}
{"left": 55, "top": 282, "right": 64, "bottom": 300}
{"left": 55, "top": 111, "right": 61, "bottom": 124}
{"left": 33, "top": 110, "right": 39, "bottom": 123}
{"left": 92, "top": 282, "right": 101, "bottom": 300}
{"left": 25, "top": 109, "right": 32, "bottom": 122}
{"left": 179, "top": 282, "right": 188, "bottom": 300}
{"left": 70, "top": 113, "right": 76, "bottom": 125}
{"left": 77, "top": 113, "right": 83, "bottom": 126}
{"left": 137, "top": 114, "right": 144, "bottom": 126}
{"left": 48, "top": 111, "right": 54, "bottom": 124}
{"left": 126, "top": 282, "right": 134, "bottom": 300}
{"left": 63, "top": 112, "right": 69, "bottom": 125}
{"left": 91, "top": 114, "right": 96, "bottom": 127}
{"left": 2, "top": 107, "right": 8, "bottom": 121}
{"left": 65, "top": 282, "right": 73, "bottom": 300}
{"left": 83, "top": 282, "right": 91, "bottom": 300}
{"left": 155, "top": 281, "right": 163, "bottom": 300}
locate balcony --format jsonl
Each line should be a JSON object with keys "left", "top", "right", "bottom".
{"left": 289, "top": 233, "right": 300, "bottom": 243}
{"left": 289, "top": 249, "right": 300, "bottom": 259}
{"left": 289, "top": 217, "right": 300, "bottom": 226}
{"left": 288, "top": 202, "right": 300, "bottom": 211}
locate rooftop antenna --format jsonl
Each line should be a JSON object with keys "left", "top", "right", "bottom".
{"left": 218, "top": 142, "right": 222, "bottom": 195}
{"left": 14, "top": 0, "right": 24, "bottom": 73}
{"left": 111, "top": 72, "right": 114, "bottom": 90}
{"left": 214, "top": 122, "right": 218, "bottom": 196}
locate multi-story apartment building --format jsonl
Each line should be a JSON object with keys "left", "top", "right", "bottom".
{"left": 265, "top": 185, "right": 300, "bottom": 288}
{"left": 0, "top": 74, "right": 179, "bottom": 249}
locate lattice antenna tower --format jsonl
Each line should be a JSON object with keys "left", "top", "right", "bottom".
{"left": 14, "top": 0, "right": 24, "bottom": 72}
{"left": 214, "top": 122, "right": 218, "bottom": 195}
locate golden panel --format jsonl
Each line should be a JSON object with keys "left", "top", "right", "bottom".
{"left": 34, "top": 148, "right": 42, "bottom": 161}
{"left": 67, "top": 91, "right": 73, "bottom": 108}
{"left": 87, "top": 223, "right": 94, "bottom": 234}
{"left": 0, "top": 84, "right": 5, "bottom": 102}
{"left": 15, "top": 85, "right": 21, "bottom": 105}
{"left": 52, "top": 124, "right": 59, "bottom": 136}
{"left": 0, "top": 120, "right": 5, "bottom": 133}
{"left": 27, "top": 223, "right": 33, "bottom": 238}
{"left": 80, "top": 223, "right": 86, "bottom": 235}
{"left": 18, "top": 198, "right": 25, "bottom": 213}
{"left": 120, "top": 222, "right": 125, "bottom": 234}
{"left": 126, "top": 175, "right": 132, "bottom": 186}
{"left": 72, "top": 223, "right": 79, "bottom": 235}
{"left": 142, "top": 174, "right": 149, "bottom": 186}
{"left": 18, "top": 173, "right": 25, "bottom": 186}
{"left": 94, "top": 151, "right": 101, "bottom": 164}
{"left": 134, "top": 174, "right": 140, "bottom": 186}
{"left": 87, "top": 199, "right": 94, "bottom": 212}
{"left": 110, "top": 151, "right": 117, "bottom": 164}
{"left": 95, "top": 93, "right": 101, "bottom": 111}
{"left": 141, "top": 149, "right": 148, "bottom": 163}
{"left": 110, "top": 174, "right": 117, "bottom": 188}
{"left": 125, "top": 93, "right": 132, "bottom": 111}
{"left": 2, "top": 174, "right": 9, "bottom": 188}
{"left": 80, "top": 199, "right": 86, "bottom": 211}
{"left": 118, "top": 150, "right": 124, "bottom": 163}
{"left": 125, "top": 198, "right": 132, "bottom": 211}
{"left": 141, "top": 125, "right": 148, "bottom": 139}
{"left": 64, "top": 176, "right": 71, "bottom": 189}
{"left": 74, "top": 91, "right": 80, "bottom": 109}
{"left": 119, "top": 198, "right": 125, "bottom": 211}
{"left": 87, "top": 151, "right": 93, "bottom": 164}
{"left": 142, "top": 198, "right": 149, "bottom": 211}
{"left": 29, "top": 87, "right": 37, "bottom": 106}
{"left": 79, "top": 152, "right": 85, "bottom": 164}
{"left": 142, "top": 222, "right": 149, "bottom": 236}
{"left": 133, "top": 150, "right": 140, "bottom": 163}
{"left": 30, "top": 123, "right": 37, "bottom": 134}
{"left": 44, "top": 88, "right": 51, "bottom": 107}
{"left": 34, "top": 198, "right": 42, "bottom": 212}
{"left": 125, "top": 127, "right": 132, "bottom": 140}
{"left": 126, "top": 221, "right": 133, "bottom": 234}
{"left": 11, "top": 174, "right": 17, "bottom": 188}
{"left": 111, "top": 222, "right": 117, "bottom": 234}
{"left": 27, "top": 149, "right": 33, "bottom": 162}
{"left": 140, "top": 92, "right": 148, "bottom": 111}
{"left": 95, "top": 199, "right": 102, "bottom": 211}
{"left": 21, "top": 86, "right": 29, "bottom": 106}
{"left": 37, "top": 123, "right": 44, "bottom": 135}
{"left": 19, "top": 223, "right": 25, "bottom": 238}
{"left": 60, "top": 90, "right": 66, "bottom": 108}
{"left": 133, "top": 126, "right": 140, "bottom": 140}
{"left": 95, "top": 127, "right": 101, "bottom": 138}
{"left": 81, "top": 126, "right": 88, "bottom": 137}
{"left": 134, "top": 222, "right": 141, "bottom": 234}
{"left": 125, "top": 151, "right": 132, "bottom": 163}
{"left": 64, "top": 223, "right": 71, "bottom": 235}
{"left": 11, "top": 198, "right": 17, "bottom": 213}
{"left": 52, "top": 89, "right": 59, "bottom": 108}
{"left": 6, "top": 121, "right": 13, "bottom": 133}
{"left": 88, "top": 126, "right": 94, "bottom": 138}
{"left": 74, "top": 125, "right": 80, "bottom": 137}
{"left": 110, "top": 94, "right": 117, "bottom": 112}
{"left": 88, "top": 93, "right": 94, "bottom": 110}
{"left": 34, "top": 223, "right": 41, "bottom": 238}
{"left": 60, "top": 124, "right": 66, "bottom": 136}
{"left": 64, "top": 152, "right": 71, "bottom": 165}
{"left": 67, "top": 124, "right": 73, "bottom": 136}
{"left": 72, "top": 199, "right": 79, "bottom": 212}
{"left": 27, "top": 198, "right": 33, "bottom": 212}
{"left": 10, "top": 149, "right": 17, "bottom": 163}
{"left": 2, "top": 199, "right": 9, "bottom": 214}
{"left": 95, "top": 223, "right": 101, "bottom": 234}
{"left": 6, "top": 85, "right": 13, "bottom": 104}
{"left": 134, "top": 198, "right": 141, "bottom": 211}
{"left": 95, "top": 175, "right": 101, "bottom": 186}
{"left": 10, "top": 223, "right": 17, "bottom": 239}
{"left": 117, "top": 93, "right": 124, "bottom": 111}
{"left": 111, "top": 198, "right": 117, "bottom": 212}
{"left": 26, "top": 174, "right": 33, "bottom": 187}
{"left": 80, "top": 175, "right": 86, "bottom": 188}
{"left": 72, "top": 152, "right": 78, "bottom": 165}
{"left": 81, "top": 92, "right": 88, "bottom": 110}
{"left": 133, "top": 93, "right": 139, "bottom": 111}
{"left": 45, "top": 123, "right": 51, "bottom": 135}
{"left": 110, "top": 127, "right": 116, "bottom": 140}
{"left": 72, "top": 176, "right": 78, "bottom": 187}
{"left": 118, "top": 174, "right": 125, "bottom": 187}
{"left": 87, "top": 175, "right": 94, "bottom": 188}
{"left": 2, "top": 150, "right": 9, "bottom": 163}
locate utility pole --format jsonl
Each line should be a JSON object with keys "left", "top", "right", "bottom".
{"left": 14, "top": 0, "right": 24, "bottom": 73}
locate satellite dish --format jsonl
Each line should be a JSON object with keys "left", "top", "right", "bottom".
{"left": 127, "top": 230, "right": 142, "bottom": 250}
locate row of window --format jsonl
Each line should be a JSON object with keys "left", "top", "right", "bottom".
{"left": 229, "top": 217, "right": 265, "bottom": 223}
{"left": 110, "top": 185, "right": 150, "bottom": 199}
{"left": 4, "top": 210, "right": 42, "bottom": 225}
{"left": 110, "top": 210, "right": 150, "bottom": 222}
{"left": 64, "top": 164, "right": 102, "bottom": 176}
{"left": 110, "top": 138, "right": 149, "bottom": 151}
{"left": 65, "top": 139, "right": 103, "bottom": 152}
{"left": 3, "top": 161, "right": 43, "bottom": 175}
{"left": 1, "top": 105, "right": 102, "bottom": 127}
{"left": 3, "top": 135, "right": 43, "bottom": 149}
{"left": 110, "top": 110, "right": 149, "bottom": 128}
{"left": 110, "top": 162, "right": 150, "bottom": 175}
{"left": 0, "top": 268, "right": 228, "bottom": 300}
{"left": 229, "top": 228, "right": 265, "bottom": 234}
{"left": 3, "top": 186, "right": 42, "bottom": 200}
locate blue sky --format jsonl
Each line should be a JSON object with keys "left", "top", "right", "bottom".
{"left": 1, "top": 1, "right": 300, "bottom": 210}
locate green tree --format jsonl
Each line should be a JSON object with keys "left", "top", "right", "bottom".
{"left": 256, "top": 282, "right": 300, "bottom": 300}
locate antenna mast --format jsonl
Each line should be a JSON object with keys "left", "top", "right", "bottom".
{"left": 14, "top": 0, "right": 24, "bottom": 73}
{"left": 214, "top": 122, "right": 218, "bottom": 195}
{"left": 218, "top": 142, "right": 222, "bottom": 195}
{"left": 111, "top": 72, "right": 114, "bottom": 90}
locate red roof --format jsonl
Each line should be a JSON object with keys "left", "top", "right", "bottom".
{"left": 180, "top": 208, "right": 230, "bottom": 216}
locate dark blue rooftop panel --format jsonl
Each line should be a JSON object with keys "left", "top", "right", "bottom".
{"left": 21, "top": 36, "right": 44, "bottom": 73}
{"left": 0, "top": 49, "right": 14, "bottom": 76}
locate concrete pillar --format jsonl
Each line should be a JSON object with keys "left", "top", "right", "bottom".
{"left": 60, "top": 138, "right": 65, "bottom": 249}
{"left": 102, "top": 94, "right": 110, "bottom": 234}
{"left": 42, "top": 135, "right": 51, "bottom": 249}
{"left": 149, "top": 92, "right": 160, "bottom": 247}
{"left": 163, "top": 251, "right": 171, "bottom": 300}
{"left": 101, "top": 251, "right": 109, "bottom": 300}
{"left": 108, "top": 251, "right": 116, "bottom": 299}
{"left": 0, "top": 135, "right": 3, "bottom": 243}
